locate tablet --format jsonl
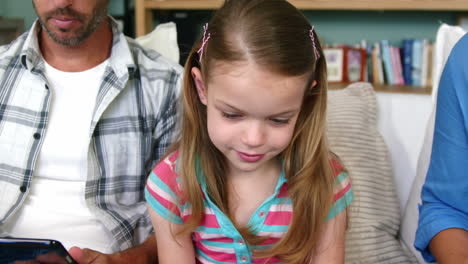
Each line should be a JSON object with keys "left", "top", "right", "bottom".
{"left": 0, "top": 237, "right": 78, "bottom": 264}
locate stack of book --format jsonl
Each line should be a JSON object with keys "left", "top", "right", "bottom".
{"left": 372, "top": 39, "right": 433, "bottom": 88}
{"left": 324, "top": 39, "right": 433, "bottom": 90}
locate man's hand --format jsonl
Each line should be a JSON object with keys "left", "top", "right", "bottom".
{"left": 68, "top": 247, "right": 112, "bottom": 264}
{"left": 68, "top": 235, "right": 158, "bottom": 264}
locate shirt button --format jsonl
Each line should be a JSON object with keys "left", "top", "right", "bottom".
{"left": 33, "top": 133, "right": 41, "bottom": 140}
{"left": 241, "top": 255, "right": 247, "bottom": 262}
{"left": 259, "top": 210, "right": 265, "bottom": 217}
{"left": 19, "top": 185, "right": 27, "bottom": 192}
{"left": 237, "top": 239, "right": 244, "bottom": 245}
{"left": 45, "top": 84, "right": 49, "bottom": 90}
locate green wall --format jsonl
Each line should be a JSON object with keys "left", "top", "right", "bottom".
{"left": 3, "top": 1, "right": 35, "bottom": 30}
{"left": 177, "top": 10, "right": 460, "bottom": 49}
{"left": 305, "top": 10, "right": 458, "bottom": 46}
{"left": 0, "top": 2, "right": 4, "bottom": 17}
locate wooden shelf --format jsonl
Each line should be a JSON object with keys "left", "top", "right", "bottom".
{"left": 135, "top": 0, "right": 468, "bottom": 36}
{"left": 329, "top": 83, "right": 432, "bottom": 94}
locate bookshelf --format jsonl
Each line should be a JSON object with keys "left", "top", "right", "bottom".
{"left": 134, "top": 0, "right": 468, "bottom": 94}
{"left": 329, "top": 83, "right": 431, "bottom": 94}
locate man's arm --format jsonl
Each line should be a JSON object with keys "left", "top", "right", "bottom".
{"left": 69, "top": 235, "right": 158, "bottom": 264}
{"left": 429, "top": 228, "right": 468, "bottom": 264}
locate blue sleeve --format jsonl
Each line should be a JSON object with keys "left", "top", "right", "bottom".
{"left": 414, "top": 34, "right": 468, "bottom": 262}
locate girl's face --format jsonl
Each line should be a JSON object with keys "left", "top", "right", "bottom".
{"left": 192, "top": 62, "right": 311, "bottom": 176}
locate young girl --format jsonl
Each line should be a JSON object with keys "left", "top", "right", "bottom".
{"left": 145, "top": 0, "right": 353, "bottom": 263}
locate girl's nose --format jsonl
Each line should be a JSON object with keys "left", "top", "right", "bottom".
{"left": 241, "top": 122, "right": 266, "bottom": 148}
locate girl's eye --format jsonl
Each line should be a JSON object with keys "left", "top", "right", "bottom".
{"left": 222, "top": 112, "right": 242, "bottom": 119}
{"left": 270, "top": 118, "right": 290, "bottom": 125}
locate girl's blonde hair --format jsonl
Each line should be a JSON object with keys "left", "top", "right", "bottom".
{"left": 173, "top": 0, "right": 338, "bottom": 262}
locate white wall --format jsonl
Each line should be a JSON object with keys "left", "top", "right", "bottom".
{"left": 376, "top": 92, "right": 433, "bottom": 213}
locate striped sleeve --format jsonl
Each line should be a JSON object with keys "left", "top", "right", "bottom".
{"left": 145, "top": 152, "right": 185, "bottom": 224}
{"left": 326, "top": 160, "right": 354, "bottom": 220}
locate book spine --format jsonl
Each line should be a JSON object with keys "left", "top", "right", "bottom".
{"left": 381, "top": 40, "right": 394, "bottom": 85}
{"left": 411, "top": 39, "right": 423, "bottom": 87}
{"left": 402, "top": 39, "right": 413, "bottom": 85}
{"left": 393, "top": 46, "right": 405, "bottom": 85}
{"left": 420, "top": 39, "right": 429, "bottom": 87}
{"left": 375, "top": 43, "right": 384, "bottom": 84}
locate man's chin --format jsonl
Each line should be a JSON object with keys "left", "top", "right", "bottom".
{"left": 50, "top": 33, "right": 84, "bottom": 46}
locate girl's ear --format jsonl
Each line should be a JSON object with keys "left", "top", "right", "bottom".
{"left": 191, "top": 67, "right": 208, "bottom": 105}
{"left": 306, "top": 80, "right": 318, "bottom": 95}
{"left": 311, "top": 80, "right": 317, "bottom": 88}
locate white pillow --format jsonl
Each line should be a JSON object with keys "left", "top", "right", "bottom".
{"left": 430, "top": 24, "right": 466, "bottom": 102}
{"left": 327, "top": 83, "right": 417, "bottom": 263}
{"left": 399, "top": 24, "right": 466, "bottom": 264}
{"left": 135, "top": 22, "right": 180, "bottom": 64}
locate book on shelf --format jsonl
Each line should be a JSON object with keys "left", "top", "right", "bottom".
{"left": 402, "top": 39, "right": 413, "bottom": 85}
{"left": 323, "top": 47, "right": 345, "bottom": 82}
{"left": 324, "top": 45, "right": 367, "bottom": 84}
{"left": 426, "top": 43, "right": 433, "bottom": 87}
{"left": 411, "top": 39, "right": 423, "bottom": 87}
{"left": 380, "top": 40, "right": 394, "bottom": 85}
{"left": 391, "top": 46, "right": 405, "bottom": 85}
{"left": 347, "top": 47, "right": 367, "bottom": 82}
{"left": 372, "top": 42, "right": 384, "bottom": 85}
{"left": 420, "top": 39, "right": 428, "bottom": 87}
{"left": 324, "top": 38, "right": 432, "bottom": 92}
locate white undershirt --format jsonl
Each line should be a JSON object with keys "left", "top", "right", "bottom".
{"left": 5, "top": 60, "right": 115, "bottom": 253}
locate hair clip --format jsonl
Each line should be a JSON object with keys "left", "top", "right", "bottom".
{"left": 197, "top": 23, "right": 211, "bottom": 62}
{"left": 309, "top": 26, "right": 320, "bottom": 60}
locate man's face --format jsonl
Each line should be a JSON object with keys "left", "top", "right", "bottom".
{"left": 32, "top": 0, "right": 109, "bottom": 46}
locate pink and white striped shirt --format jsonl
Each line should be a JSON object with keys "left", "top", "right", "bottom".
{"left": 145, "top": 153, "right": 353, "bottom": 263}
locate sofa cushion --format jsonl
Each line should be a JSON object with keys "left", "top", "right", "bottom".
{"left": 135, "top": 22, "right": 180, "bottom": 64}
{"left": 327, "top": 82, "right": 417, "bottom": 263}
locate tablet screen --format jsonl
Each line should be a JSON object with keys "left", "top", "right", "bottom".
{"left": 0, "top": 238, "right": 77, "bottom": 264}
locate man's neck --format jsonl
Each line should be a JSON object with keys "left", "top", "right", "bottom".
{"left": 39, "top": 19, "right": 113, "bottom": 72}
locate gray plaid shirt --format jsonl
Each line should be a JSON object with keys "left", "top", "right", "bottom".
{"left": 0, "top": 18, "right": 182, "bottom": 250}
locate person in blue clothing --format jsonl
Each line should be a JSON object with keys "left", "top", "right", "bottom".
{"left": 415, "top": 33, "right": 468, "bottom": 264}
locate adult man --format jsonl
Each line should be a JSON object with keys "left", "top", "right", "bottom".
{"left": 0, "top": 0, "right": 182, "bottom": 263}
{"left": 415, "top": 33, "right": 468, "bottom": 264}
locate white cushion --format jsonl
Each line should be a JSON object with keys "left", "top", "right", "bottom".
{"left": 135, "top": 22, "right": 180, "bottom": 64}
{"left": 327, "top": 83, "right": 417, "bottom": 263}
{"left": 430, "top": 24, "right": 466, "bottom": 102}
